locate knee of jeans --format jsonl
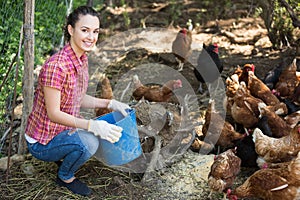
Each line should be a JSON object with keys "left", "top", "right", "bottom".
{"left": 87, "top": 136, "right": 99, "bottom": 156}
{"left": 78, "top": 131, "right": 99, "bottom": 156}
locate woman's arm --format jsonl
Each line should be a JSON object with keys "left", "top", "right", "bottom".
{"left": 44, "top": 86, "right": 89, "bottom": 129}
{"left": 80, "top": 94, "right": 111, "bottom": 108}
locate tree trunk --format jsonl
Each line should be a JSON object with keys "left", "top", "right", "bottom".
{"left": 19, "top": 0, "right": 35, "bottom": 154}
{"left": 87, "top": 0, "right": 93, "bottom": 7}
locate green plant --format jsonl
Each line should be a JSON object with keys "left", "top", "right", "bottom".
{"left": 0, "top": 0, "right": 23, "bottom": 125}
{"left": 120, "top": 0, "right": 131, "bottom": 29}
{"left": 169, "top": 0, "right": 183, "bottom": 23}
{"left": 257, "top": 0, "right": 300, "bottom": 48}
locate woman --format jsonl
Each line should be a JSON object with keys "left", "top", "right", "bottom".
{"left": 25, "top": 6, "right": 129, "bottom": 196}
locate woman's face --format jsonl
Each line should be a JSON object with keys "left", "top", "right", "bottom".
{"left": 68, "top": 14, "right": 100, "bottom": 57}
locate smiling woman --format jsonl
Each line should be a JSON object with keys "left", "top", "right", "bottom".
{"left": 24, "top": 5, "right": 130, "bottom": 197}
{"left": 66, "top": 12, "right": 100, "bottom": 57}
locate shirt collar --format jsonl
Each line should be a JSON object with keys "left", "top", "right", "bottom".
{"left": 64, "top": 43, "right": 88, "bottom": 72}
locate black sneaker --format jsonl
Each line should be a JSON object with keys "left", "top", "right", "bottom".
{"left": 54, "top": 160, "right": 62, "bottom": 167}
{"left": 56, "top": 177, "right": 92, "bottom": 196}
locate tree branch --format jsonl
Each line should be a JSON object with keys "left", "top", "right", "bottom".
{"left": 279, "top": 0, "right": 300, "bottom": 28}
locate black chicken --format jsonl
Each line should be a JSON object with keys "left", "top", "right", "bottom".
{"left": 193, "top": 43, "right": 223, "bottom": 93}
{"left": 257, "top": 115, "right": 273, "bottom": 137}
{"left": 234, "top": 133, "right": 258, "bottom": 168}
{"left": 263, "top": 59, "right": 287, "bottom": 90}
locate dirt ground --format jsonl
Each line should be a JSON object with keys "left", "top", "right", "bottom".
{"left": 1, "top": 1, "right": 299, "bottom": 199}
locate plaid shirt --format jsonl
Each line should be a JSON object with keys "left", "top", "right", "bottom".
{"left": 25, "top": 44, "right": 89, "bottom": 145}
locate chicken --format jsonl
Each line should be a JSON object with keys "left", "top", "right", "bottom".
{"left": 276, "top": 95, "right": 300, "bottom": 114}
{"left": 284, "top": 110, "right": 300, "bottom": 128}
{"left": 224, "top": 64, "right": 255, "bottom": 110}
{"left": 257, "top": 115, "right": 273, "bottom": 137}
{"left": 263, "top": 59, "right": 287, "bottom": 90}
{"left": 224, "top": 74, "right": 240, "bottom": 117}
{"left": 258, "top": 102, "right": 291, "bottom": 137}
{"left": 190, "top": 137, "right": 214, "bottom": 153}
{"left": 274, "top": 58, "right": 299, "bottom": 98}
{"left": 225, "top": 74, "right": 240, "bottom": 98}
{"left": 257, "top": 157, "right": 292, "bottom": 170}
{"left": 95, "top": 74, "right": 113, "bottom": 117}
{"left": 248, "top": 71, "right": 285, "bottom": 110}
{"left": 231, "top": 82, "right": 264, "bottom": 128}
{"left": 234, "top": 63, "right": 255, "bottom": 86}
{"left": 290, "top": 83, "right": 300, "bottom": 105}
{"left": 208, "top": 148, "right": 241, "bottom": 200}
{"left": 228, "top": 151, "right": 300, "bottom": 200}
{"left": 132, "top": 75, "right": 182, "bottom": 102}
{"left": 193, "top": 43, "right": 223, "bottom": 93}
{"left": 234, "top": 133, "right": 258, "bottom": 168}
{"left": 172, "top": 28, "right": 192, "bottom": 71}
{"left": 202, "top": 99, "right": 245, "bottom": 150}
{"left": 252, "top": 126, "right": 300, "bottom": 163}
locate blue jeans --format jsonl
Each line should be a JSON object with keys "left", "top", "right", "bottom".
{"left": 27, "top": 129, "right": 99, "bottom": 180}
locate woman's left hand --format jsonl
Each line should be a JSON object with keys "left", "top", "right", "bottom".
{"left": 107, "top": 99, "right": 130, "bottom": 116}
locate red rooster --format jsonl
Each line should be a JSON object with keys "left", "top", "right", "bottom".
{"left": 172, "top": 28, "right": 192, "bottom": 71}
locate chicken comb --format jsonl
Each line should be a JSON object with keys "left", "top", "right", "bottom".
{"left": 212, "top": 43, "right": 219, "bottom": 54}
{"left": 243, "top": 63, "right": 255, "bottom": 72}
{"left": 250, "top": 64, "right": 255, "bottom": 72}
{"left": 179, "top": 28, "right": 187, "bottom": 35}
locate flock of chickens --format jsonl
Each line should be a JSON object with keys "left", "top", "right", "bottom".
{"left": 95, "top": 27, "right": 300, "bottom": 200}
{"left": 204, "top": 59, "right": 300, "bottom": 200}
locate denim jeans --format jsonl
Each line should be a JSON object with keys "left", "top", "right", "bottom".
{"left": 27, "top": 129, "right": 99, "bottom": 180}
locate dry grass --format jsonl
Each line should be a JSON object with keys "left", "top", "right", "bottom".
{"left": 0, "top": 155, "right": 149, "bottom": 200}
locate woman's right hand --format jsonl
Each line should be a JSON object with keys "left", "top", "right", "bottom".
{"left": 88, "top": 120, "right": 122, "bottom": 143}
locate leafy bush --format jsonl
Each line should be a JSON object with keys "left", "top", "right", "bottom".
{"left": 0, "top": 0, "right": 87, "bottom": 129}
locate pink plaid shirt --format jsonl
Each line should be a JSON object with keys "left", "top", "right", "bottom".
{"left": 25, "top": 44, "right": 89, "bottom": 145}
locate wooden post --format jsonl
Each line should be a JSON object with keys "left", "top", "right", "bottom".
{"left": 87, "top": 0, "right": 93, "bottom": 7}
{"left": 19, "top": 0, "right": 35, "bottom": 154}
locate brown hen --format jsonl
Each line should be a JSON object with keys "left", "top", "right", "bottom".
{"left": 228, "top": 151, "right": 300, "bottom": 200}
{"left": 208, "top": 148, "right": 241, "bottom": 200}
{"left": 274, "top": 58, "right": 299, "bottom": 98}
{"left": 225, "top": 74, "right": 240, "bottom": 98}
{"left": 248, "top": 71, "right": 286, "bottom": 110}
{"left": 252, "top": 126, "right": 300, "bottom": 163}
{"left": 202, "top": 99, "right": 245, "bottom": 149}
{"left": 172, "top": 28, "right": 192, "bottom": 71}
{"left": 231, "top": 82, "right": 264, "bottom": 128}
{"left": 284, "top": 110, "right": 300, "bottom": 128}
{"left": 94, "top": 75, "right": 113, "bottom": 117}
{"left": 290, "top": 83, "right": 300, "bottom": 105}
{"left": 132, "top": 75, "right": 182, "bottom": 102}
{"left": 234, "top": 63, "right": 255, "bottom": 85}
{"left": 258, "top": 102, "right": 291, "bottom": 137}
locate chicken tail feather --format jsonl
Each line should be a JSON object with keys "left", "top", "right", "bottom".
{"left": 132, "top": 75, "right": 143, "bottom": 89}
{"left": 270, "top": 184, "right": 288, "bottom": 191}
